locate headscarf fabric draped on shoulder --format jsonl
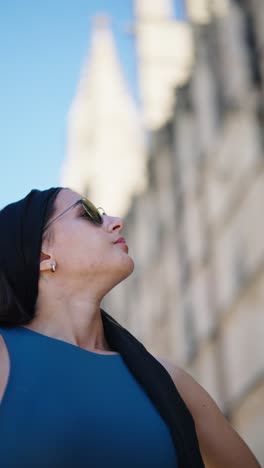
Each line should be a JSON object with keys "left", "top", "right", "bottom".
{"left": 0, "top": 188, "right": 205, "bottom": 467}
{"left": 101, "top": 309, "right": 205, "bottom": 467}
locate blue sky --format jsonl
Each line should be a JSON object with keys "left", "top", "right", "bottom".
{"left": 0, "top": 0, "right": 185, "bottom": 209}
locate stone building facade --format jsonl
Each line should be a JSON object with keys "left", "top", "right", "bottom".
{"left": 104, "top": 0, "right": 264, "bottom": 462}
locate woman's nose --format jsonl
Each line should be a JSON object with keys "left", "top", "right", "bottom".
{"left": 104, "top": 215, "right": 124, "bottom": 232}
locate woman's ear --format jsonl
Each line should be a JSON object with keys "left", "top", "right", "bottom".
{"left": 40, "top": 251, "right": 56, "bottom": 273}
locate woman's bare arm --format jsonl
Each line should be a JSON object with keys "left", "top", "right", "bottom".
{"left": 156, "top": 357, "right": 261, "bottom": 468}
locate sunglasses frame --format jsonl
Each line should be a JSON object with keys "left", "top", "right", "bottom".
{"left": 42, "top": 198, "right": 105, "bottom": 231}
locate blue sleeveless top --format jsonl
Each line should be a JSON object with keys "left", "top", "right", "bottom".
{"left": 0, "top": 326, "right": 178, "bottom": 467}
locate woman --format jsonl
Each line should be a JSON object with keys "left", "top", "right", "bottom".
{"left": 0, "top": 187, "right": 260, "bottom": 467}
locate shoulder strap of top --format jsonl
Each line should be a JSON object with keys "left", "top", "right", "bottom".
{"left": 0, "top": 326, "right": 18, "bottom": 356}
{"left": 0, "top": 326, "right": 10, "bottom": 338}
{"left": 101, "top": 308, "right": 205, "bottom": 468}
{"left": 0, "top": 326, "right": 17, "bottom": 339}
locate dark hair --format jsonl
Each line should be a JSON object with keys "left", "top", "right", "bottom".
{"left": 0, "top": 193, "right": 58, "bottom": 327}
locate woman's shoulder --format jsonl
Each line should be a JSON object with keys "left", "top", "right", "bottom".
{"left": 0, "top": 333, "right": 7, "bottom": 362}
{"left": 154, "top": 355, "right": 226, "bottom": 435}
{"left": 155, "top": 356, "right": 261, "bottom": 467}
{"left": 155, "top": 356, "right": 185, "bottom": 389}
{"left": 155, "top": 355, "right": 218, "bottom": 415}
{"left": 0, "top": 334, "right": 10, "bottom": 402}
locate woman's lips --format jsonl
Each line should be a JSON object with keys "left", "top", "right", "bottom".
{"left": 114, "top": 237, "right": 128, "bottom": 252}
{"left": 114, "top": 237, "right": 126, "bottom": 244}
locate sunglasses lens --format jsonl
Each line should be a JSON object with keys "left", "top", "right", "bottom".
{"left": 82, "top": 199, "right": 103, "bottom": 224}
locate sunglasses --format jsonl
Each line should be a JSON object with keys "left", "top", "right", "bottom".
{"left": 43, "top": 198, "right": 106, "bottom": 231}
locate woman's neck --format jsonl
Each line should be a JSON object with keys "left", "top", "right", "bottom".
{"left": 25, "top": 293, "right": 112, "bottom": 352}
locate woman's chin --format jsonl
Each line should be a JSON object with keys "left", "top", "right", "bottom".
{"left": 126, "top": 254, "right": 135, "bottom": 274}
{"left": 114, "top": 256, "right": 135, "bottom": 286}
{"left": 121, "top": 255, "right": 134, "bottom": 277}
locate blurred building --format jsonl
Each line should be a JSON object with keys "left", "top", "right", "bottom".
{"left": 61, "top": 16, "right": 147, "bottom": 216}
{"left": 105, "top": 0, "right": 264, "bottom": 463}
{"left": 134, "top": 0, "right": 193, "bottom": 129}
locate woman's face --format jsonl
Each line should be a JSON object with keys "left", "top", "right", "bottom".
{"left": 42, "top": 189, "right": 134, "bottom": 291}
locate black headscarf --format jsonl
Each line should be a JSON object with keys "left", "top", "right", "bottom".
{"left": 0, "top": 188, "right": 205, "bottom": 467}
{"left": 0, "top": 188, "right": 62, "bottom": 322}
